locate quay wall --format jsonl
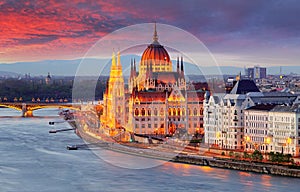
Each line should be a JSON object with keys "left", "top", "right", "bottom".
{"left": 172, "top": 156, "right": 300, "bottom": 178}
{"left": 66, "top": 117, "right": 300, "bottom": 178}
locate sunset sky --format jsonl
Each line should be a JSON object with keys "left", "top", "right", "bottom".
{"left": 0, "top": 0, "right": 299, "bottom": 67}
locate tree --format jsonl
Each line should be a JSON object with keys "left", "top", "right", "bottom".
{"left": 243, "top": 152, "right": 250, "bottom": 159}
{"left": 252, "top": 150, "right": 263, "bottom": 161}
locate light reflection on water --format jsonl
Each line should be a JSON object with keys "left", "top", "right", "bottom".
{"left": 0, "top": 108, "right": 299, "bottom": 192}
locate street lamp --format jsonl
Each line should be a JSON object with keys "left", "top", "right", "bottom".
{"left": 245, "top": 135, "right": 251, "bottom": 151}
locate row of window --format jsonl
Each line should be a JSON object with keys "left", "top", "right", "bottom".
{"left": 245, "top": 129, "right": 267, "bottom": 135}
{"left": 246, "top": 115, "right": 268, "bottom": 121}
{"left": 135, "top": 117, "right": 188, "bottom": 122}
{"left": 135, "top": 123, "right": 201, "bottom": 129}
{"left": 134, "top": 107, "right": 203, "bottom": 116}
{"left": 245, "top": 122, "right": 268, "bottom": 128}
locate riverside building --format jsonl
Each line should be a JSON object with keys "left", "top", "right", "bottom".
{"left": 204, "top": 77, "right": 300, "bottom": 155}
{"left": 100, "top": 24, "right": 205, "bottom": 138}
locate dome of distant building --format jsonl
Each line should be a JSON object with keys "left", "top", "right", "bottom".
{"left": 140, "top": 23, "right": 172, "bottom": 74}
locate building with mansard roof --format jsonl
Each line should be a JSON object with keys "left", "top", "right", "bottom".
{"left": 204, "top": 76, "right": 300, "bottom": 154}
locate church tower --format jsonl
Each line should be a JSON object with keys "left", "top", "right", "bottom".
{"left": 101, "top": 51, "right": 125, "bottom": 133}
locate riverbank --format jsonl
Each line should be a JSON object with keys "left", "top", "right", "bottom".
{"left": 172, "top": 155, "right": 300, "bottom": 178}
{"left": 67, "top": 119, "right": 300, "bottom": 178}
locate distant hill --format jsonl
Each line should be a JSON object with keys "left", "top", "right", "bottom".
{"left": 0, "top": 71, "right": 20, "bottom": 78}
{"left": 1, "top": 57, "right": 299, "bottom": 76}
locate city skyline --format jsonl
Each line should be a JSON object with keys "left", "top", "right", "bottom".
{"left": 0, "top": 0, "right": 300, "bottom": 69}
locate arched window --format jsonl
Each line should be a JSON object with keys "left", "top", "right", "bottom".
{"left": 200, "top": 108, "right": 203, "bottom": 115}
{"left": 168, "top": 108, "right": 172, "bottom": 116}
{"left": 160, "top": 108, "right": 164, "bottom": 116}
{"left": 141, "top": 108, "right": 145, "bottom": 116}
{"left": 134, "top": 108, "right": 139, "bottom": 116}
{"left": 158, "top": 84, "right": 163, "bottom": 91}
{"left": 194, "top": 108, "right": 197, "bottom": 116}
{"left": 154, "top": 108, "right": 158, "bottom": 116}
{"left": 148, "top": 108, "right": 151, "bottom": 116}
{"left": 177, "top": 108, "right": 181, "bottom": 116}
{"left": 165, "top": 84, "right": 168, "bottom": 91}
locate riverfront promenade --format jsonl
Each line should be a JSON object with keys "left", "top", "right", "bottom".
{"left": 67, "top": 114, "right": 300, "bottom": 178}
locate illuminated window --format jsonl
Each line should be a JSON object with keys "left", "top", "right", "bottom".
{"left": 141, "top": 108, "right": 145, "bottom": 116}
{"left": 134, "top": 108, "right": 139, "bottom": 116}
{"left": 177, "top": 108, "right": 181, "bottom": 116}
{"left": 200, "top": 109, "right": 203, "bottom": 115}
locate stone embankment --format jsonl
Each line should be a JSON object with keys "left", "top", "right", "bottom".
{"left": 172, "top": 155, "right": 300, "bottom": 178}
{"left": 66, "top": 116, "right": 300, "bottom": 178}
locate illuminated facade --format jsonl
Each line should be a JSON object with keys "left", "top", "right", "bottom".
{"left": 101, "top": 24, "right": 204, "bottom": 136}
{"left": 101, "top": 52, "right": 125, "bottom": 131}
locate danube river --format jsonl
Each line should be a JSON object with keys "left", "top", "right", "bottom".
{"left": 0, "top": 108, "right": 299, "bottom": 192}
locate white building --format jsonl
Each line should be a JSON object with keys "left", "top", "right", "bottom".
{"left": 268, "top": 105, "right": 300, "bottom": 156}
{"left": 244, "top": 104, "right": 300, "bottom": 156}
{"left": 204, "top": 78, "right": 300, "bottom": 153}
{"left": 204, "top": 79, "right": 259, "bottom": 150}
{"left": 244, "top": 104, "right": 275, "bottom": 153}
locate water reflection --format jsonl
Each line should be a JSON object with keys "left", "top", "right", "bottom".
{"left": 0, "top": 108, "right": 299, "bottom": 192}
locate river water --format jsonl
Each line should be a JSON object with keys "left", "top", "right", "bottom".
{"left": 0, "top": 108, "right": 299, "bottom": 192}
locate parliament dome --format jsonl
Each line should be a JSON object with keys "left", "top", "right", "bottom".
{"left": 139, "top": 24, "right": 172, "bottom": 74}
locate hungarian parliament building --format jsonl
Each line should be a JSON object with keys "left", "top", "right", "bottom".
{"left": 100, "top": 25, "right": 205, "bottom": 137}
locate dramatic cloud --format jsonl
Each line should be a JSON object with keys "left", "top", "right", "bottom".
{"left": 0, "top": 0, "right": 299, "bottom": 68}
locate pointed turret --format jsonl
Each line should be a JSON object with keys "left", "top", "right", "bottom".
{"left": 145, "top": 60, "right": 153, "bottom": 79}
{"left": 177, "top": 56, "right": 180, "bottom": 73}
{"left": 130, "top": 58, "right": 133, "bottom": 78}
{"left": 129, "top": 58, "right": 138, "bottom": 94}
{"left": 117, "top": 51, "right": 121, "bottom": 66}
{"left": 133, "top": 58, "right": 137, "bottom": 74}
{"left": 112, "top": 51, "right": 116, "bottom": 67}
{"left": 181, "top": 56, "right": 184, "bottom": 74}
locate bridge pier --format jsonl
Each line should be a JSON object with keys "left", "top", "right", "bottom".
{"left": 23, "top": 110, "right": 33, "bottom": 117}
{"left": 22, "top": 103, "right": 33, "bottom": 117}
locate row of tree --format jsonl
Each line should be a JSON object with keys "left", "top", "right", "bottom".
{"left": 0, "top": 78, "right": 107, "bottom": 102}
{"left": 226, "top": 150, "right": 294, "bottom": 164}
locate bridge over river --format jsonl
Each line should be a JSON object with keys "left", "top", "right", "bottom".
{"left": 0, "top": 102, "right": 81, "bottom": 117}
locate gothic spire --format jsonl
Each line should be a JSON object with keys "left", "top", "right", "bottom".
{"left": 133, "top": 58, "right": 136, "bottom": 72}
{"left": 117, "top": 51, "right": 121, "bottom": 66}
{"left": 130, "top": 58, "right": 133, "bottom": 78}
{"left": 112, "top": 51, "right": 116, "bottom": 67}
{"left": 177, "top": 56, "right": 180, "bottom": 73}
{"left": 152, "top": 22, "right": 159, "bottom": 44}
{"left": 181, "top": 56, "right": 184, "bottom": 73}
